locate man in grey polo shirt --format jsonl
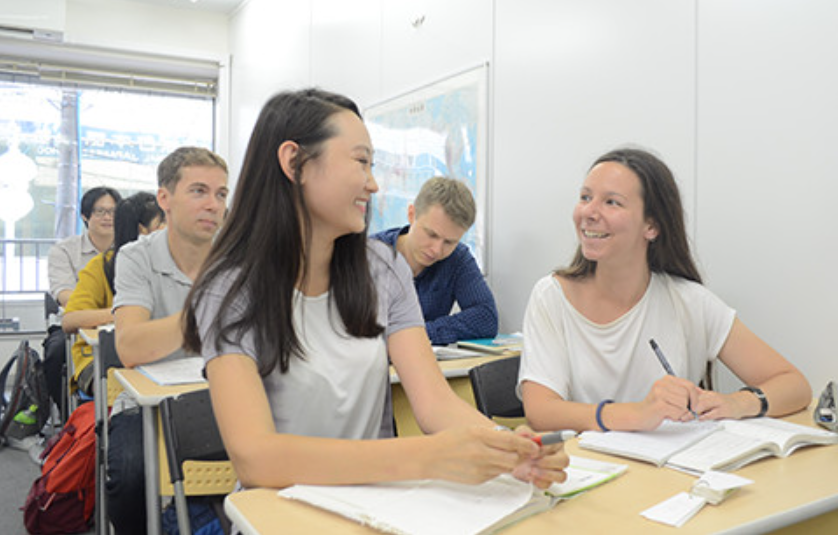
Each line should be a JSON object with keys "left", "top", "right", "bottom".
{"left": 106, "top": 146, "right": 228, "bottom": 535}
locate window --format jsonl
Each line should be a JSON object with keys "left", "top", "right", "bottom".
{"left": 0, "top": 69, "right": 215, "bottom": 294}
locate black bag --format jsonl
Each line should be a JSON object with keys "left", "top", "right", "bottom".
{"left": 0, "top": 340, "right": 50, "bottom": 448}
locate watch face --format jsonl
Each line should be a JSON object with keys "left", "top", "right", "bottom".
{"left": 815, "top": 381, "right": 837, "bottom": 432}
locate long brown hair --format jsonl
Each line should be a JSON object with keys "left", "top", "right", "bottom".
{"left": 556, "top": 148, "right": 702, "bottom": 284}
{"left": 183, "top": 89, "right": 383, "bottom": 376}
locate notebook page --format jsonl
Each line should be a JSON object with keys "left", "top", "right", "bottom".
{"left": 721, "top": 418, "right": 838, "bottom": 454}
{"left": 579, "top": 420, "right": 719, "bottom": 465}
{"left": 666, "top": 430, "right": 770, "bottom": 472}
{"left": 549, "top": 456, "right": 628, "bottom": 497}
{"left": 137, "top": 357, "right": 205, "bottom": 385}
{"left": 279, "top": 475, "right": 536, "bottom": 535}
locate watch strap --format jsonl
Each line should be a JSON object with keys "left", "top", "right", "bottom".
{"left": 740, "top": 386, "right": 768, "bottom": 418}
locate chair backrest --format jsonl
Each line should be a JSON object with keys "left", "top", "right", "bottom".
{"left": 468, "top": 356, "right": 524, "bottom": 419}
{"left": 96, "top": 329, "right": 124, "bottom": 405}
{"left": 44, "top": 292, "right": 59, "bottom": 320}
{"left": 96, "top": 330, "right": 123, "bottom": 376}
{"left": 159, "top": 388, "right": 229, "bottom": 485}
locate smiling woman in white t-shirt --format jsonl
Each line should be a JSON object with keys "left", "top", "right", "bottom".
{"left": 519, "top": 147, "right": 811, "bottom": 433}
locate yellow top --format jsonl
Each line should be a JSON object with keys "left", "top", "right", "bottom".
{"left": 65, "top": 251, "right": 114, "bottom": 381}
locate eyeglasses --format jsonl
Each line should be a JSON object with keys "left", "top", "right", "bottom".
{"left": 92, "top": 208, "right": 116, "bottom": 218}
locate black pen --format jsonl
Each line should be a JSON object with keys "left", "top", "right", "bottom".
{"left": 649, "top": 338, "right": 698, "bottom": 419}
{"left": 649, "top": 338, "right": 676, "bottom": 376}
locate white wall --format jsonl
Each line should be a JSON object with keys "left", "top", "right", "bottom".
{"left": 226, "top": 0, "right": 837, "bottom": 394}
{"left": 65, "top": 0, "right": 228, "bottom": 59}
{"left": 492, "top": 0, "right": 696, "bottom": 334}
{"left": 227, "top": 0, "right": 312, "bottom": 178}
{"left": 696, "top": 0, "right": 838, "bottom": 392}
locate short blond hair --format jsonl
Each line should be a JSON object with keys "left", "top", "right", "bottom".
{"left": 158, "top": 146, "right": 228, "bottom": 191}
{"left": 413, "top": 177, "right": 476, "bottom": 229}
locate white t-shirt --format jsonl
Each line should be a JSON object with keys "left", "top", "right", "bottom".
{"left": 518, "top": 272, "right": 736, "bottom": 404}
{"left": 197, "top": 240, "right": 424, "bottom": 440}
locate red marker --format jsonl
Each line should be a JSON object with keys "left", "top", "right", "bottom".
{"left": 532, "top": 430, "right": 577, "bottom": 446}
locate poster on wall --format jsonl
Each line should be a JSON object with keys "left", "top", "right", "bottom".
{"left": 365, "top": 63, "right": 489, "bottom": 271}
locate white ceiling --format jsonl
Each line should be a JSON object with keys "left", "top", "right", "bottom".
{"left": 125, "top": 0, "right": 245, "bottom": 15}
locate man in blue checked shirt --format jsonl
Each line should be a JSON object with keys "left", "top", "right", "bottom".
{"left": 371, "top": 176, "right": 498, "bottom": 345}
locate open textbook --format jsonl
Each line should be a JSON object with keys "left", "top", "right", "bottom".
{"left": 579, "top": 417, "right": 838, "bottom": 473}
{"left": 278, "top": 456, "right": 626, "bottom": 535}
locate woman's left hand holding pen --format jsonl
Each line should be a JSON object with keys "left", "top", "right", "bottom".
{"left": 509, "top": 426, "right": 572, "bottom": 489}
{"left": 419, "top": 425, "right": 569, "bottom": 488}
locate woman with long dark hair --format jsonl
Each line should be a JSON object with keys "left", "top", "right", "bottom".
{"left": 183, "top": 88, "right": 568, "bottom": 490}
{"left": 63, "top": 192, "right": 164, "bottom": 395}
{"left": 519, "top": 147, "right": 811, "bottom": 433}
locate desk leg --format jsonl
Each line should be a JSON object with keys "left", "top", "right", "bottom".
{"left": 92, "top": 345, "right": 108, "bottom": 535}
{"left": 142, "top": 405, "right": 161, "bottom": 535}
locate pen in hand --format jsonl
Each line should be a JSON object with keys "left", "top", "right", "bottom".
{"left": 648, "top": 338, "right": 698, "bottom": 420}
{"left": 649, "top": 338, "right": 676, "bottom": 376}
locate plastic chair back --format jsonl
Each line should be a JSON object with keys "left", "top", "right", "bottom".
{"left": 468, "top": 356, "right": 524, "bottom": 419}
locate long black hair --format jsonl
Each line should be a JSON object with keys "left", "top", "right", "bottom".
{"left": 103, "top": 192, "right": 164, "bottom": 294}
{"left": 557, "top": 148, "right": 702, "bottom": 284}
{"left": 183, "top": 88, "right": 384, "bottom": 377}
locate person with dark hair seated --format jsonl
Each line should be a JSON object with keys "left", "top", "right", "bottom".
{"left": 181, "top": 89, "right": 567, "bottom": 521}
{"left": 61, "top": 192, "right": 165, "bottom": 397}
{"left": 518, "top": 147, "right": 811, "bottom": 433}
{"left": 44, "top": 187, "right": 122, "bottom": 411}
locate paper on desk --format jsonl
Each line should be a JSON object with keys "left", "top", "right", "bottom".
{"left": 690, "top": 471, "right": 752, "bottom": 505}
{"left": 137, "top": 357, "right": 205, "bottom": 385}
{"left": 641, "top": 492, "right": 706, "bottom": 527}
{"left": 432, "top": 345, "right": 483, "bottom": 360}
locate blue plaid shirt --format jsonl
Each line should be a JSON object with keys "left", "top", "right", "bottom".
{"left": 371, "top": 226, "right": 499, "bottom": 345}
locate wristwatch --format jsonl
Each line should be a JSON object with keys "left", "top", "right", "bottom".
{"left": 740, "top": 386, "right": 768, "bottom": 418}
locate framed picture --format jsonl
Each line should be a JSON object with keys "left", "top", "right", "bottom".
{"left": 365, "top": 63, "right": 489, "bottom": 271}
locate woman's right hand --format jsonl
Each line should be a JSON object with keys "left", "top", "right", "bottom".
{"left": 632, "top": 376, "right": 703, "bottom": 430}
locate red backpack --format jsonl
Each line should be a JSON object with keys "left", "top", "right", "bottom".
{"left": 23, "top": 402, "right": 96, "bottom": 534}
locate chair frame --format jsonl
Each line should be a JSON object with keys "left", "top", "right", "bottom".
{"left": 94, "top": 329, "right": 122, "bottom": 535}
{"left": 159, "top": 388, "right": 233, "bottom": 535}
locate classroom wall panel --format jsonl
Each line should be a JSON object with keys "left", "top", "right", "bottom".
{"left": 377, "top": 0, "right": 492, "bottom": 103}
{"left": 311, "top": 0, "right": 382, "bottom": 108}
{"left": 491, "top": 0, "right": 696, "bottom": 333}
{"left": 227, "top": 0, "right": 312, "bottom": 179}
{"left": 696, "top": 0, "right": 838, "bottom": 391}
{"left": 66, "top": 0, "right": 228, "bottom": 59}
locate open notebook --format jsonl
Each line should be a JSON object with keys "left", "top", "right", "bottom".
{"left": 579, "top": 417, "right": 838, "bottom": 473}
{"left": 278, "top": 456, "right": 626, "bottom": 535}
{"left": 137, "top": 357, "right": 206, "bottom": 386}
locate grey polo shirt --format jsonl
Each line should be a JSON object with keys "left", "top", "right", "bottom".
{"left": 113, "top": 228, "right": 192, "bottom": 364}
{"left": 48, "top": 231, "right": 98, "bottom": 301}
